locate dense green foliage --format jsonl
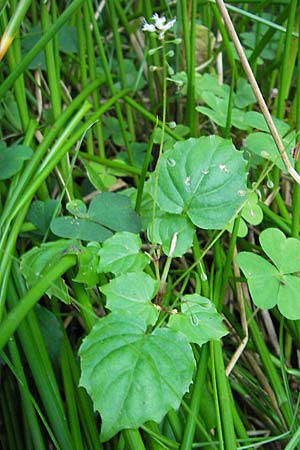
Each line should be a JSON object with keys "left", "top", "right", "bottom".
{"left": 1, "top": 1, "right": 300, "bottom": 449}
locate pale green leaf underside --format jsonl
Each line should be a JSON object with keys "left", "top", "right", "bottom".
{"left": 79, "top": 312, "right": 195, "bottom": 442}
{"left": 236, "top": 252, "right": 279, "bottom": 309}
{"left": 154, "top": 136, "right": 248, "bottom": 229}
{"left": 259, "top": 228, "right": 300, "bottom": 274}
{"left": 278, "top": 275, "right": 300, "bottom": 320}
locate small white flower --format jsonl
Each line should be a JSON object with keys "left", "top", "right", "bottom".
{"left": 141, "top": 13, "right": 176, "bottom": 39}
{"left": 152, "top": 13, "right": 167, "bottom": 30}
{"left": 141, "top": 21, "right": 156, "bottom": 33}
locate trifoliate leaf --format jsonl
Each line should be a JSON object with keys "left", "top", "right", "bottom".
{"left": 259, "top": 228, "right": 300, "bottom": 274}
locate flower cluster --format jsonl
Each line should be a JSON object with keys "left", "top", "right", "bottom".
{"left": 142, "top": 13, "right": 176, "bottom": 40}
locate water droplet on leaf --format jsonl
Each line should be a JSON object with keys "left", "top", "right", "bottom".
{"left": 167, "top": 158, "right": 176, "bottom": 167}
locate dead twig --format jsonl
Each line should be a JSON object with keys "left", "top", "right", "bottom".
{"left": 215, "top": 0, "right": 300, "bottom": 186}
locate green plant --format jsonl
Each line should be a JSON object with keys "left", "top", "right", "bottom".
{"left": 1, "top": 1, "right": 300, "bottom": 449}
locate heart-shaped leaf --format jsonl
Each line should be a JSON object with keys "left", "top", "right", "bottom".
{"left": 98, "top": 232, "right": 149, "bottom": 275}
{"left": 234, "top": 78, "right": 256, "bottom": 108}
{"left": 236, "top": 252, "right": 279, "bottom": 309}
{"left": 196, "top": 93, "right": 248, "bottom": 130}
{"left": 0, "top": 144, "right": 33, "bottom": 180}
{"left": 26, "top": 199, "right": 60, "bottom": 235}
{"left": 66, "top": 199, "right": 87, "bottom": 218}
{"left": 243, "top": 112, "right": 290, "bottom": 136}
{"left": 88, "top": 193, "right": 141, "bottom": 233}
{"left": 79, "top": 312, "right": 195, "bottom": 442}
{"left": 51, "top": 216, "right": 113, "bottom": 242}
{"left": 100, "top": 272, "right": 158, "bottom": 325}
{"left": 246, "top": 132, "right": 295, "bottom": 171}
{"left": 237, "top": 229, "right": 300, "bottom": 320}
{"left": 259, "top": 228, "right": 300, "bottom": 274}
{"left": 153, "top": 136, "right": 248, "bottom": 229}
{"left": 168, "top": 294, "right": 228, "bottom": 345}
{"left": 277, "top": 275, "right": 300, "bottom": 320}
{"left": 51, "top": 193, "right": 141, "bottom": 242}
{"left": 241, "top": 192, "right": 263, "bottom": 226}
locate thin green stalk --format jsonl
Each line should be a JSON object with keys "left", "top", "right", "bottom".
{"left": 229, "top": 386, "right": 253, "bottom": 449}
{"left": 66, "top": 341, "right": 103, "bottom": 450}
{"left": 285, "top": 428, "right": 300, "bottom": 450}
{"left": 211, "top": 2, "right": 236, "bottom": 75}
{"left": 249, "top": 6, "right": 290, "bottom": 65}
{"left": 192, "top": 234, "right": 210, "bottom": 298}
{"left": 6, "top": 338, "right": 46, "bottom": 450}
{"left": 107, "top": 0, "right": 135, "bottom": 140}
{"left": 276, "top": 0, "right": 298, "bottom": 119}
{"left": 0, "top": 254, "right": 77, "bottom": 353}
{"left": 70, "top": 279, "right": 97, "bottom": 331}
{"left": 0, "top": 0, "right": 85, "bottom": 98}
{"left": 218, "top": 214, "right": 241, "bottom": 312}
{"left": 180, "top": 0, "right": 190, "bottom": 86}
{"left": 291, "top": 10, "right": 300, "bottom": 238}
{"left": 83, "top": 2, "right": 104, "bottom": 157}
{"left": 245, "top": 300, "right": 293, "bottom": 428}
{"left": 165, "top": 410, "right": 182, "bottom": 443}
{"left": 180, "top": 344, "right": 209, "bottom": 450}
{"left": 7, "top": 275, "right": 74, "bottom": 450}
{"left": 124, "top": 95, "right": 183, "bottom": 140}
{"left": 135, "top": 125, "right": 157, "bottom": 213}
{"left": 76, "top": 10, "right": 94, "bottom": 155}
{"left": 210, "top": 340, "right": 225, "bottom": 450}
{"left": 61, "top": 340, "right": 84, "bottom": 450}
{"left": 279, "top": 318, "right": 298, "bottom": 431}
{"left": 0, "top": 7, "right": 29, "bottom": 131}
{"left": 1, "top": 374, "right": 24, "bottom": 450}
{"left": 212, "top": 341, "right": 237, "bottom": 449}
{"left": 0, "top": 203, "right": 30, "bottom": 323}
{"left": 259, "top": 202, "right": 291, "bottom": 235}
{"left": 0, "top": 0, "right": 32, "bottom": 60}
{"left": 41, "top": 1, "right": 73, "bottom": 196}
{"left": 186, "top": 0, "right": 197, "bottom": 135}
{"left": 151, "top": 42, "right": 168, "bottom": 252}
{"left": 41, "top": 2, "right": 61, "bottom": 119}
{"left": 143, "top": 421, "right": 168, "bottom": 450}
{"left": 224, "top": 72, "right": 235, "bottom": 138}
{"left": 143, "top": 0, "right": 161, "bottom": 110}
{"left": 86, "top": 0, "right": 135, "bottom": 168}
{"left": 122, "top": 429, "right": 147, "bottom": 450}
{"left": 78, "top": 151, "right": 141, "bottom": 175}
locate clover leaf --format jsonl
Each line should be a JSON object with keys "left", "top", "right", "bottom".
{"left": 236, "top": 228, "right": 300, "bottom": 319}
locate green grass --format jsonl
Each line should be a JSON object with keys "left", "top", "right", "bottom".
{"left": 1, "top": 1, "right": 300, "bottom": 449}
